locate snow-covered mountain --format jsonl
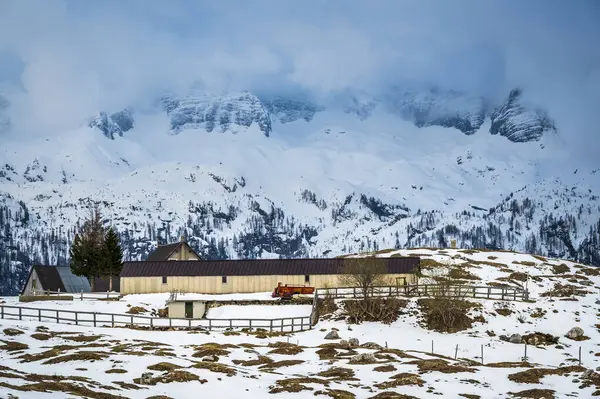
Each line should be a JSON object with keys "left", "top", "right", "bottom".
{"left": 0, "top": 86, "right": 597, "bottom": 295}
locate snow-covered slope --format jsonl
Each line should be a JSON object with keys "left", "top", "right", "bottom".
{"left": 0, "top": 87, "right": 598, "bottom": 295}
{"left": 0, "top": 249, "right": 599, "bottom": 398}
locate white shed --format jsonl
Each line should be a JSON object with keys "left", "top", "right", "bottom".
{"left": 167, "top": 300, "right": 206, "bottom": 319}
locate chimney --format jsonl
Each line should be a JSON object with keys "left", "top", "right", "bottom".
{"left": 180, "top": 235, "right": 186, "bottom": 243}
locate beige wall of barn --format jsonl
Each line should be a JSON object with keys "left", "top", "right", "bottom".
{"left": 21, "top": 269, "right": 40, "bottom": 296}
{"left": 168, "top": 301, "right": 206, "bottom": 319}
{"left": 168, "top": 245, "right": 200, "bottom": 261}
{"left": 120, "top": 273, "right": 417, "bottom": 294}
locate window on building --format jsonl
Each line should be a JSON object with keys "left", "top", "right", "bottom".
{"left": 222, "top": 276, "right": 227, "bottom": 284}
{"left": 32, "top": 279, "right": 37, "bottom": 289}
{"left": 304, "top": 275, "right": 310, "bottom": 283}
{"left": 162, "top": 276, "right": 168, "bottom": 284}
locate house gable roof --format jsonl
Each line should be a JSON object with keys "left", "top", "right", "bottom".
{"left": 21, "top": 265, "right": 91, "bottom": 295}
{"left": 121, "top": 257, "right": 420, "bottom": 278}
{"left": 145, "top": 242, "right": 201, "bottom": 261}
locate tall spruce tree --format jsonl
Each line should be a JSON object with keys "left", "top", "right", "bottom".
{"left": 69, "top": 205, "right": 106, "bottom": 291}
{"left": 102, "top": 227, "right": 123, "bottom": 292}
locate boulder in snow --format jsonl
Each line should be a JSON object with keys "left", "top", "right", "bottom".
{"left": 140, "top": 372, "right": 153, "bottom": 385}
{"left": 349, "top": 338, "right": 359, "bottom": 347}
{"left": 349, "top": 353, "right": 377, "bottom": 364}
{"left": 325, "top": 330, "right": 340, "bottom": 340}
{"left": 565, "top": 327, "right": 585, "bottom": 340}
{"left": 361, "top": 342, "right": 383, "bottom": 350}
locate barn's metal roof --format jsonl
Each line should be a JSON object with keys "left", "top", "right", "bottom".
{"left": 55, "top": 266, "right": 91, "bottom": 293}
{"left": 121, "top": 257, "right": 420, "bottom": 277}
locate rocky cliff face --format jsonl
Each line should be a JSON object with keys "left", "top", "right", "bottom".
{"left": 261, "top": 97, "right": 323, "bottom": 124}
{"left": 384, "top": 87, "right": 487, "bottom": 135}
{"left": 89, "top": 109, "right": 134, "bottom": 139}
{"left": 490, "top": 89, "right": 556, "bottom": 142}
{"left": 161, "top": 92, "right": 272, "bottom": 136}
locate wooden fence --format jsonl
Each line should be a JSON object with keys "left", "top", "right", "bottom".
{"left": 309, "top": 283, "right": 529, "bottom": 325}
{"left": 31, "top": 290, "right": 121, "bottom": 300}
{"left": 0, "top": 305, "right": 312, "bottom": 333}
{"left": 314, "top": 284, "right": 529, "bottom": 301}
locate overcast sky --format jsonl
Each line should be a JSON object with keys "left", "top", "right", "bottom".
{"left": 0, "top": 0, "right": 598, "bottom": 160}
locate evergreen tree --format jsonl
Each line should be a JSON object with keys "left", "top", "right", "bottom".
{"left": 102, "top": 227, "right": 123, "bottom": 292}
{"left": 69, "top": 205, "right": 106, "bottom": 291}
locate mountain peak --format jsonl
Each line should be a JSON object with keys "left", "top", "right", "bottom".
{"left": 89, "top": 109, "right": 134, "bottom": 139}
{"left": 162, "top": 91, "right": 272, "bottom": 137}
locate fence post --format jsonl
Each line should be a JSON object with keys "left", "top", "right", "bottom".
{"left": 229, "top": 319, "right": 232, "bottom": 329}
{"left": 38, "top": 308, "right": 41, "bottom": 322}
{"left": 130, "top": 315, "right": 133, "bottom": 326}
{"left": 208, "top": 319, "right": 212, "bottom": 331}
{"left": 300, "top": 317, "right": 304, "bottom": 331}
{"left": 75, "top": 312, "right": 78, "bottom": 325}
{"left": 501, "top": 289, "right": 505, "bottom": 300}
{"left": 524, "top": 343, "right": 527, "bottom": 361}
{"left": 472, "top": 286, "right": 476, "bottom": 298}
{"left": 19, "top": 307, "right": 22, "bottom": 320}
{"left": 1, "top": 306, "right": 3, "bottom": 319}
{"left": 291, "top": 318, "right": 295, "bottom": 332}
{"left": 578, "top": 347, "right": 582, "bottom": 366}
{"left": 431, "top": 340, "right": 434, "bottom": 355}
{"left": 93, "top": 313, "right": 96, "bottom": 327}
{"left": 248, "top": 319, "right": 251, "bottom": 330}
{"left": 481, "top": 345, "right": 484, "bottom": 365}
{"left": 150, "top": 318, "right": 153, "bottom": 330}
{"left": 513, "top": 290, "right": 517, "bottom": 301}
{"left": 56, "top": 310, "right": 59, "bottom": 324}
{"left": 455, "top": 344, "right": 458, "bottom": 360}
{"left": 188, "top": 319, "right": 191, "bottom": 328}
{"left": 111, "top": 314, "right": 114, "bottom": 328}
{"left": 270, "top": 319, "right": 273, "bottom": 332}
{"left": 81, "top": 290, "right": 83, "bottom": 301}
{"left": 487, "top": 287, "right": 491, "bottom": 299}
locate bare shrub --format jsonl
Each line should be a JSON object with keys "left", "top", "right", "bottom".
{"left": 342, "top": 298, "right": 407, "bottom": 324}
{"left": 339, "top": 257, "right": 392, "bottom": 300}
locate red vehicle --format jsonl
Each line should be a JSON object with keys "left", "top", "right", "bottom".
{"left": 272, "top": 282, "right": 315, "bottom": 299}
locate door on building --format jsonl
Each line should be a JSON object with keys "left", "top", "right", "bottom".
{"left": 185, "top": 302, "right": 193, "bottom": 319}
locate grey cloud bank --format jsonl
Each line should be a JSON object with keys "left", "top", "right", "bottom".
{"left": 0, "top": 0, "right": 598, "bottom": 160}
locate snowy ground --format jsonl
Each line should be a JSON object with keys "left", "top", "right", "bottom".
{"left": 1, "top": 249, "right": 599, "bottom": 398}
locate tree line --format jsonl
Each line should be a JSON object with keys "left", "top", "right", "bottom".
{"left": 69, "top": 205, "right": 123, "bottom": 291}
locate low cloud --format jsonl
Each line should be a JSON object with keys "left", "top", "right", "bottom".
{"left": 0, "top": 0, "right": 598, "bottom": 158}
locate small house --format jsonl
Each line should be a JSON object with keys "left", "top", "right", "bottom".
{"left": 146, "top": 236, "right": 201, "bottom": 261}
{"left": 167, "top": 299, "right": 206, "bottom": 319}
{"left": 21, "top": 265, "right": 92, "bottom": 296}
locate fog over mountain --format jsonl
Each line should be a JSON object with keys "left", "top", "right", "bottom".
{"left": 0, "top": 0, "right": 599, "bottom": 295}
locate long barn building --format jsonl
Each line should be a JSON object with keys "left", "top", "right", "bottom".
{"left": 120, "top": 238, "right": 420, "bottom": 295}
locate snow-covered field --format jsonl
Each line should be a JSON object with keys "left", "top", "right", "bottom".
{"left": 1, "top": 249, "right": 599, "bottom": 398}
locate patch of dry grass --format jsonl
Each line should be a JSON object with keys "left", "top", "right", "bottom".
{"left": 125, "top": 306, "right": 148, "bottom": 315}
{"left": 0, "top": 340, "right": 29, "bottom": 351}
{"left": 317, "top": 367, "right": 356, "bottom": 381}
{"left": 64, "top": 335, "right": 102, "bottom": 342}
{"left": 374, "top": 365, "right": 397, "bottom": 372}
{"left": 508, "top": 366, "right": 585, "bottom": 384}
{"left": 3, "top": 328, "right": 24, "bottom": 336}
{"left": 406, "top": 359, "right": 476, "bottom": 374}
{"left": 191, "top": 361, "right": 237, "bottom": 376}
{"left": 508, "top": 389, "right": 555, "bottom": 399}
{"left": 269, "top": 377, "right": 329, "bottom": 394}
{"left": 232, "top": 355, "right": 273, "bottom": 367}
{"left": 147, "top": 362, "right": 183, "bottom": 372}
{"left": 267, "top": 341, "right": 304, "bottom": 355}
{"left": 105, "top": 368, "right": 127, "bottom": 374}
{"left": 551, "top": 264, "right": 570, "bottom": 274}
{"left": 375, "top": 373, "right": 425, "bottom": 389}
{"left": 30, "top": 333, "right": 52, "bottom": 341}
{"left": 42, "top": 351, "right": 109, "bottom": 365}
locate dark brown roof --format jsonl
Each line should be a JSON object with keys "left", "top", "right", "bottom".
{"left": 121, "top": 257, "right": 420, "bottom": 277}
{"left": 145, "top": 242, "right": 201, "bottom": 261}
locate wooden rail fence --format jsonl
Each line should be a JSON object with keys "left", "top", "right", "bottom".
{"left": 31, "top": 290, "right": 121, "bottom": 300}
{"left": 309, "top": 283, "right": 530, "bottom": 325}
{"left": 0, "top": 305, "right": 312, "bottom": 333}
